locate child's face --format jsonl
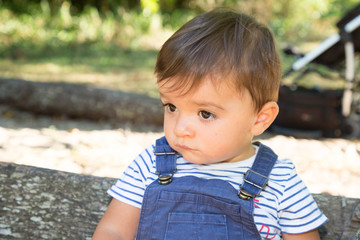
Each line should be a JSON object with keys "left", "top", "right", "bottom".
{"left": 159, "top": 77, "right": 260, "bottom": 164}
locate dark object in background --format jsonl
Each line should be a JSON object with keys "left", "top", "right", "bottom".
{"left": 273, "top": 86, "right": 344, "bottom": 137}
{"left": 272, "top": 3, "right": 360, "bottom": 138}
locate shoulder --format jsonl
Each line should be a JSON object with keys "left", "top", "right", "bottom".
{"left": 271, "top": 158, "right": 296, "bottom": 179}
{"left": 261, "top": 141, "right": 297, "bottom": 184}
{"left": 107, "top": 142, "right": 158, "bottom": 208}
{"left": 128, "top": 143, "right": 157, "bottom": 179}
{"left": 260, "top": 156, "right": 300, "bottom": 205}
{"left": 267, "top": 157, "right": 302, "bottom": 196}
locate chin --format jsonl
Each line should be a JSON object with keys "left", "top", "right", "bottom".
{"left": 182, "top": 155, "right": 213, "bottom": 165}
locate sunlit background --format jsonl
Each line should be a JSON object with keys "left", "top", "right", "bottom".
{"left": 1, "top": 0, "right": 358, "bottom": 94}
{"left": 0, "top": 0, "right": 359, "bottom": 198}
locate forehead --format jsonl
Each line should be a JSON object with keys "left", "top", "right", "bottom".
{"left": 158, "top": 75, "right": 241, "bottom": 97}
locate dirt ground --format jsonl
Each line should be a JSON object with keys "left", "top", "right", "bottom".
{"left": 1, "top": 104, "right": 359, "bottom": 199}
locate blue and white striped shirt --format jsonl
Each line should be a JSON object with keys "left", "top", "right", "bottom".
{"left": 108, "top": 142, "right": 328, "bottom": 239}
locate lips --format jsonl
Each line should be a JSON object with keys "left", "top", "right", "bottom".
{"left": 175, "top": 143, "right": 194, "bottom": 151}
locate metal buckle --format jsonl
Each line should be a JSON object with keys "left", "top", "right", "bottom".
{"left": 156, "top": 169, "right": 177, "bottom": 185}
{"left": 243, "top": 169, "right": 269, "bottom": 189}
{"left": 154, "top": 149, "right": 178, "bottom": 185}
{"left": 239, "top": 189, "right": 253, "bottom": 200}
{"left": 239, "top": 169, "right": 269, "bottom": 200}
{"left": 154, "top": 150, "right": 178, "bottom": 156}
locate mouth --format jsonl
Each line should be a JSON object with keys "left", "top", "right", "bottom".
{"left": 175, "top": 143, "right": 194, "bottom": 151}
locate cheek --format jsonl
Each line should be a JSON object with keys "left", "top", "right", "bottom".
{"left": 211, "top": 119, "right": 251, "bottom": 144}
{"left": 163, "top": 115, "right": 170, "bottom": 131}
{"left": 163, "top": 114, "right": 174, "bottom": 134}
{"left": 200, "top": 127, "right": 226, "bottom": 146}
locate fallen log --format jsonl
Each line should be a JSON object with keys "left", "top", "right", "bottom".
{"left": 0, "top": 162, "right": 359, "bottom": 239}
{"left": 0, "top": 78, "right": 163, "bottom": 125}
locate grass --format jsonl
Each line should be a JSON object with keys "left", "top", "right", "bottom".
{"left": 1, "top": 42, "right": 350, "bottom": 98}
{"left": 0, "top": 43, "right": 161, "bottom": 97}
{"left": 0, "top": 5, "right": 181, "bottom": 98}
{"left": 0, "top": 3, "right": 352, "bottom": 97}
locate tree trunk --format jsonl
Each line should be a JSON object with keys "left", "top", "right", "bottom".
{"left": 0, "top": 162, "right": 359, "bottom": 240}
{"left": 0, "top": 78, "right": 163, "bottom": 126}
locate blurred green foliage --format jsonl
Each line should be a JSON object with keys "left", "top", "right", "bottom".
{"left": 0, "top": 0, "right": 358, "bottom": 93}
{"left": 1, "top": 0, "right": 358, "bottom": 51}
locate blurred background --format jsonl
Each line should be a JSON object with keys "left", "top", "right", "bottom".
{"left": 1, "top": 0, "right": 360, "bottom": 198}
{"left": 0, "top": 0, "right": 358, "bottom": 96}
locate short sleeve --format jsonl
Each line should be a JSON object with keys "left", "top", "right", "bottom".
{"left": 278, "top": 166, "right": 328, "bottom": 234}
{"left": 107, "top": 145, "right": 157, "bottom": 209}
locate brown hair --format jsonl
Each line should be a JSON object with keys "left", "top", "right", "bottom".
{"left": 155, "top": 8, "right": 281, "bottom": 111}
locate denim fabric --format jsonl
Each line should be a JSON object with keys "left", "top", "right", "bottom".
{"left": 136, "top": 137, "right": 277, "bottom": 240}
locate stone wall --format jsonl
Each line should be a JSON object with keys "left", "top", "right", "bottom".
{"left": 0, "top": 162, "right": 359, "bottom": 239}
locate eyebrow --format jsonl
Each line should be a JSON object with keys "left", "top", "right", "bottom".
{"left": 159, "top": 91, "right": 225, "bottom": 111}
{"left": 193, "top": 101, "right": 225, "bottom": 111}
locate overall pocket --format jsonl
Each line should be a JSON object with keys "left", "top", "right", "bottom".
{"left": 164, "top": 212, "right": 229, "bottom": 240}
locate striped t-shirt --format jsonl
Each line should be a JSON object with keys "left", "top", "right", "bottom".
{"left": 108, "top": 142, "right": 328, "bottom": 239}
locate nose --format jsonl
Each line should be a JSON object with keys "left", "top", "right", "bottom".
{"left": 173, "top": 114, "right": 195, "bottom": 138}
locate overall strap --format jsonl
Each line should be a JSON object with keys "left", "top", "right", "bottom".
{"left": 154, "top": 136, "right": 178, "bottom": 185}
{"left": 239, "top": 142, "right": 278, "bottom": 200}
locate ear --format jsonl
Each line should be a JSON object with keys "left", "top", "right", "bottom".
{"left": 251, "top": 101, "right": 279, "bottom": 136}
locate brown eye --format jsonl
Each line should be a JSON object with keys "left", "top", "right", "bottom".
{"left": 199, "top": 110, "right": 215, "bottom": 120}
{"left": 163, "top": 103, "right": 177, "bottom": 113}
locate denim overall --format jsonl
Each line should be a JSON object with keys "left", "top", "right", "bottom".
{"left": 136, "top": 137, "right": 277, "bottom": 240}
